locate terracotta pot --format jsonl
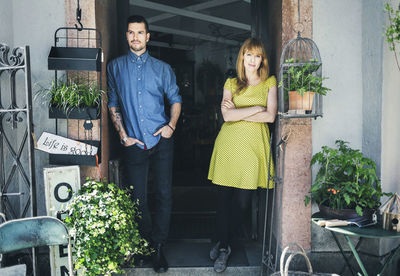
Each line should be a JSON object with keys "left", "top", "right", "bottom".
{"left": 319, "top": 204, "right": 375, "bottom": 220}
{"left": 288, "top": 91, "right": 315, "bottom": 111}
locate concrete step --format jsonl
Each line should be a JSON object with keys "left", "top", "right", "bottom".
{"left": 123, "top": 266, "right": 261, "bottom": 275}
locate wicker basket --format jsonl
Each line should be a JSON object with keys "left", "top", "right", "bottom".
{"left": 271, "top": 243, "right": 339, "bottom": 276}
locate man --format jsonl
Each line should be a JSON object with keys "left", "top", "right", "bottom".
{"left": 107, "top": 15, "right": 181, "bottom": 273}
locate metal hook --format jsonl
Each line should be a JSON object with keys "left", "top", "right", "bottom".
{"left": 74, "top": 0, "right": 83, "bottom": 31}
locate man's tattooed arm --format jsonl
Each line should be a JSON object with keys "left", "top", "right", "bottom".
{"left": 109, "top": 107, "right": 128, "bottom": 139}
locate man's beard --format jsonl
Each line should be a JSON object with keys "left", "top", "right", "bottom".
{"left": 130, "top": 42, "right": 145, "bottom": 52}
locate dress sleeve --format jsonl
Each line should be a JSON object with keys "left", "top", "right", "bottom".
{"left": 223, "top": 78, "right": 232, "bottom": 92}
{"left": 224, "top": 78, "right": 237, "bottom": 94}
{"left": 267, "top": 75, "right": 277, "bottom": 88}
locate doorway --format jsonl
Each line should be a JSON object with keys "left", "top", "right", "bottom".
{"left": 115, "top": 0, "right": 268, "bottom": 269}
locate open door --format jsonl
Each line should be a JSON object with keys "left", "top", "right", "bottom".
{"left": 111, "top": 0, "right": 278, "bottom": 270}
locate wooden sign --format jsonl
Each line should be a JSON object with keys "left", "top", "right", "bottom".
{"left": 44, "top": 166, "right": 80, "bottom": 276}
{"left": 36, "top": 131, "right": 97, "bottom": 155}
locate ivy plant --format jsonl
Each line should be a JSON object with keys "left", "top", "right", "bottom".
{"left": 384, "top": 2, "right": 400, "bottom": 72}
{"left": 64, "top": 179, "right": 152, "bottom": 276}
{"left": 305, "top": 140, "right": 391, "bottom": 216}
{"left": 278, "top": 58, "right": 331, "bottom": 97}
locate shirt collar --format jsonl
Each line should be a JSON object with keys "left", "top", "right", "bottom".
{"left": 129, "top": 50, "right": 149, "bottom": 63}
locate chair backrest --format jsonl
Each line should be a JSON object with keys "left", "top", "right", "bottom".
{"left": 0, "top": 264, "right": 26, "bottom": 276}
{"left": 0, "top": 216, "right": 69, "bottom": 254}
{"left": 0, "top": 213, "right": 5, "bottom": 224}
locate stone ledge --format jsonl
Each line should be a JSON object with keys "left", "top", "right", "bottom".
{"left": 121, "top": 266, "right": 261, "bottom": 276}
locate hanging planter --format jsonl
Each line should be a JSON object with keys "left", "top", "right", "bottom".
{"left": 277, "top": 5, "right": 328, "bottom": 119}
{"left": 49, "top": 106, "right": 100, "bottom": 120}
{"left": 48, "top": 46, "right": 102, "bottom": 72}
{"left": 37, "top": 80, "right": 103, "bottom": 120}
{"left": 279, "top": 58, "right": 330, "bottom": 114}
{"left": 47, "top": 2, "right": 103, "bottom": 72}
{"left": 45, "top": 0, "right": 104, "bottom": 167}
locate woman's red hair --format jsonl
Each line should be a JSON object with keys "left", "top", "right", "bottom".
{"left": 235, "top": 38, "right": 269, "bottom": 94}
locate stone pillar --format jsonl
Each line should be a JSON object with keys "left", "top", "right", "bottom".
{"left": 64, "top": 0, "right": 112, "bottom": 181}
{"left": 282, "top": 0, "right": 312, "bottom": 45}
{"left": 278, "top": 118, "right": 312, "bottom": 250}
{"left": 276, "top": 0, "right": 313, "bottom": 250}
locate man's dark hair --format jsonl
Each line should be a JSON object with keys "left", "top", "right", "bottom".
{"left": 127, "top": 15, "right": 149, "bottom": 33}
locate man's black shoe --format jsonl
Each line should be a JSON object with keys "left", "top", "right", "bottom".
{"left": 133, "top": 254, "right": 150, "bottom": 267}
{"left": 152, "top": 243, "right": 168, "bottom": 273}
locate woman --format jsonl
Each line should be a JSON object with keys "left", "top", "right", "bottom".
{"left": 208, "top": 37, "right": 277, "bottom": 273}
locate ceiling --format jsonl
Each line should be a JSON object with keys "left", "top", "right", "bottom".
{"left": 129, "top": 0, "right": 252, "bottom": 50}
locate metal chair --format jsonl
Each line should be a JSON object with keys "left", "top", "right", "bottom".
{"left": 0, "top": 215, "right": 73, "bottom": 276}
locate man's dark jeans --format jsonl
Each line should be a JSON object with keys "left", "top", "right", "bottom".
{"left": 123, "top": 136, "right": 173, "bottom": 245}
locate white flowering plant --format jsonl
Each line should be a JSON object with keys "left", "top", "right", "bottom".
{"left": 64, "top": 179, "right": 152, "bottom": 275}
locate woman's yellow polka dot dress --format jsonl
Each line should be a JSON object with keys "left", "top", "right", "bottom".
{"left": 208, "top": 76, "right": 276, "bottom": 190}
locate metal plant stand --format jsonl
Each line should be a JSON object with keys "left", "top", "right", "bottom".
{"left": 0, "top": 43, "right": 37, "bottom": 274}
{"left": 47, "top": 27, "right": 103, "bottom": 166}
{"left": 261, "top": 134, "right": 288, "bottom": 276}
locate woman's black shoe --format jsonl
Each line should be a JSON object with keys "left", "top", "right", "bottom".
{"left": 152, "top": 243, "right": 168, "bottom": 273}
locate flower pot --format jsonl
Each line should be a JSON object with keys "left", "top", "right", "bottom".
{"left": 319, "top": 204, "right": 375, "bottom": 221}
{"left": 289, "top": 91, "right": 315, "bottom": 111}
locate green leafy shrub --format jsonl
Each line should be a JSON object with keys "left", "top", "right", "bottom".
{"left": 384, "top": 2, "right": 400, "bottom": 72}
{"left": 64, "top": 179, "right": 152, "bottom": 276}
{"left": 305, "top": 140, "right": 391, "bottom": 216}
{"left": 279, "top": 58, "right": 330, "bottom": 96}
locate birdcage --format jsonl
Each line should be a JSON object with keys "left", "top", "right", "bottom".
{"left": 278, "top": 0, "right": 327, "bottom": 119}
{"left": 278, "top": 35, "right": 326, "bottom": 118}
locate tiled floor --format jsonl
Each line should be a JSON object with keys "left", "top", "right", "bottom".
{"left": 133, "top": 240, "right": 263, "bottom": 268}
{"left": 142, "top": 178, "right": 267, "bottom": 274}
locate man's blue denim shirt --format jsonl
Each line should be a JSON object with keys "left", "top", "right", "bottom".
{"left": 107, "top": 51, "right": 182, "bottom": 150}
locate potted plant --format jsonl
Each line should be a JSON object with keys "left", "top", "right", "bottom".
{"left": 384, "top": 3, "right": 400, "bottom": 72}
{"left": 279, "top": 58, "right": 330, "bottom": 112}
{"left": 37, "top": 79, "right": 104, "bottom": 119}
{"left": 305, "top": 140, "right": 391, "bottom": 218}
{"left": 64, "top": 179, "right": 152, "bottom": 276}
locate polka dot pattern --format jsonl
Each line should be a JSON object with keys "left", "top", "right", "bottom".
{"left": 208, "top": 76, "right": 276, "bottom": 190}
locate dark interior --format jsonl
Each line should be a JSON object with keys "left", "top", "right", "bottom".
{"left": 112, "top": 0, "right": 277, "bottom": 268}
